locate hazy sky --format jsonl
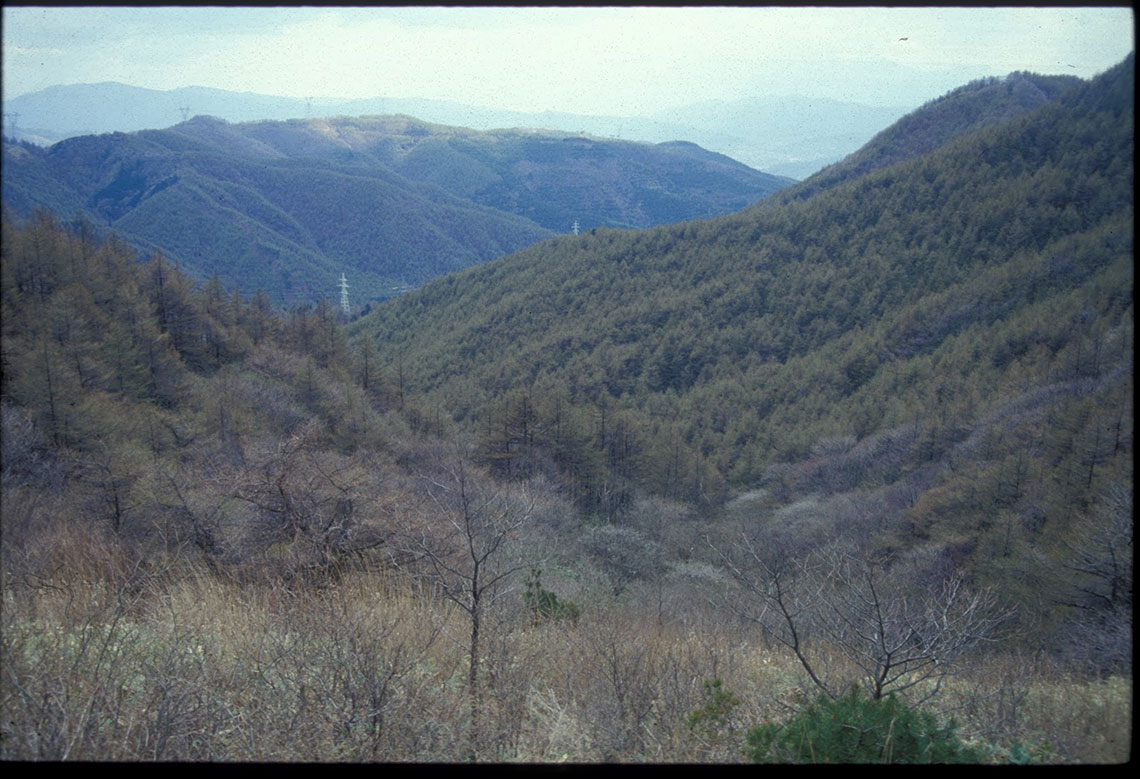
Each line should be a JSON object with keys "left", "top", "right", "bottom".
{"left": 3, "top": 6, "right": 1135, "bottom": 114}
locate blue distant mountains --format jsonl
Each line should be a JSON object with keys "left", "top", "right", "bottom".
{"left": 3, "top": 81, "right": 912, "bottom": 179}
{"left": 2, "top": 110, "right": 794, "bottom": 305}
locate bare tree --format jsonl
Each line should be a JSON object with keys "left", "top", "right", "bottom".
{"left": 396, "top": 454, "right": 536, "bottom": 759}
{"left": 714, "top": 538, "right": 1014, "bottom": 705}
{"left": 233, "top": 422, "right": 390, "bottom": 577}
{"left": 1053, "top": 481, "right": 1132, "bottom": 673}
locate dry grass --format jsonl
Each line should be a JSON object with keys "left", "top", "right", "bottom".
{"left": 1, "top": 535, "right": 1131, "bottom": 762}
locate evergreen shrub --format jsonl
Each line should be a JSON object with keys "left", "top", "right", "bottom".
{"left": 523, "top": 568, "right": 580, "bottom": 625}
{"left": 746, "top": 686, "right": 982, "bottom": 764}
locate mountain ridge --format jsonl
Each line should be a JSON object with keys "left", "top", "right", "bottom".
{"left": 3, "top": 81, "right": 913, "bottom": 178}
{"left": 784, "top": 70, "right": 1084, "bottom": 201}
{"left": 2, "top": 114, "right": 791, "bottom": 305}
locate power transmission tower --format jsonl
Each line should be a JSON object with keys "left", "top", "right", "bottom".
{"left": 339, "top": 273, "right": 350, "bottom": 317}
{"left": 179, "top": 106, "right": 191, "bottom": 122}
{"left": 4, "top": 112, "right": 19, "bottom": 136}
{"left": 306, "top": 97, "right": 313, "bottom": 117}
{"left": 572, "top": 219, "right": 580, "bottom": 235}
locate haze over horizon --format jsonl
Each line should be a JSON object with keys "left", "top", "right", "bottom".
{"left": 3, "top": 6, "right": 1134, "bottom": 119}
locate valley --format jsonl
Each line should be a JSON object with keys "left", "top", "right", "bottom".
{"left": 0, "top": 55, "right": 1132, "bottom": 763}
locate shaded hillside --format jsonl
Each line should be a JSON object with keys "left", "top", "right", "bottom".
{"left": 2, "top": 115, "right": 791, "bottom": 306}
{"left": 354, "top": 57, "right": 1133, "bottom": 648}
{"left": 1, "top": 121, "right": 552, "bottom": 306}
{"left": 198, "top": 114, "right": 793, "bottom": 231}
{"left": 357, "top": 58, "right": 1130, "bottom": 470}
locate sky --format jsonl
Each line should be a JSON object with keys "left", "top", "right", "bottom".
{"left": 2, "top": 6, "right": 1135, "bottom": 115}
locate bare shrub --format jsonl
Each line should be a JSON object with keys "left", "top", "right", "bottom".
{"left": 1052, "top": 481, "right": 1132, "bottom": 675}
{"left": 580, "top": 524, "right": 661, "bottom": 596}
{"left": 714, "top": 539, "right": 1015, "bottom": 705}
{"left": 234, "top": 421, "right": 393, "bottom": 579}
{"left": 393, "top": 453, "right": 537, "bottom": 760}
{"left": 571, "top": 607, "right": 660, "bottom": 760}
{"left": 1, "top": 403, "right": 66, "bottom": 490}
{"left": 0, "top": 546, "right": 163, "bottom": 760}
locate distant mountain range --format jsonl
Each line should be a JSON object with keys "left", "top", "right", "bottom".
{"left": 2, "top": 82, "right": 913, "bottom": 179}
{"left": 2, "top": 114, "right": 792, "bottom": 305}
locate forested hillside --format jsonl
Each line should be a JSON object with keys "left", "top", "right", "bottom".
{"left": 1, "top": 204, "right": 1129, "bottom": 763}
{"left": 356, "top": 56, "right": 1133, "bottom": 664}
{"left": 1, "top": 115, "right": 791, "bottom": 306}
{"left": 226, "top": 116, "right": 791, "bottom": 233}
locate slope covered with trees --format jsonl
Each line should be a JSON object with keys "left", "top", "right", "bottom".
{"left": 356, "top": 56, "right": 1133, "bottom": 666}
{"left": 1, "top": 202, "right": 1130, "bottom": 764}
{"left": 228, "top": 115, "right": 791, "bottom": 232}
{"left": 1, "top": 115, "right": 792, "bottom": 306}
